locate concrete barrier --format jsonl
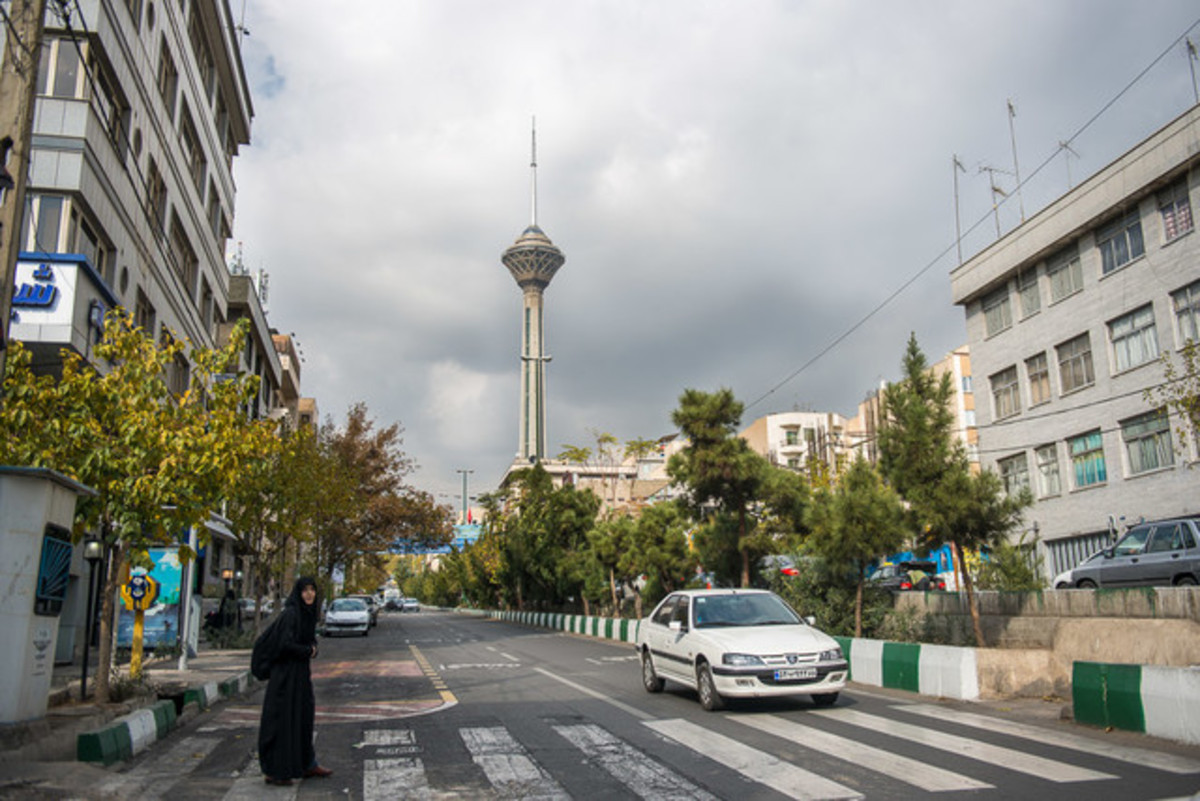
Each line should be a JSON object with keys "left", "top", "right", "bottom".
{"left": 834, "top": 636, "right": 980, "bottom": 700}
{"left": 1072, "top": 662, "right": 1200, "bottom": 745}
{"left": 491, "top": 609, "right": 642, "bottom": 645}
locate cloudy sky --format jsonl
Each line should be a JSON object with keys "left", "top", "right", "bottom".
{"left": 230, "top": 1, "right": 1200, "bottom": 504}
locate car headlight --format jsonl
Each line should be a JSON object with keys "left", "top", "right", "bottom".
{"left": 819, "top": 647, "right": 843, "bottom": 662}
{"left": 722, "top": 653, "right": 765, "bottom": 667}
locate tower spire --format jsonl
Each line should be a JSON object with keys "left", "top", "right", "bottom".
{"left": 530, "top": 115, "right": 538, "bottom": 227}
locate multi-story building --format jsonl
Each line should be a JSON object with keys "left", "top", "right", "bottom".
{"left": 950, "top": 104, "right": 1200, "bottom": 580}
{"left": 741, "top": 411, "right": 849, "bottom": 474}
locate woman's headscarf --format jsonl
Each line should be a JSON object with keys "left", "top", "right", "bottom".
{"left": 286, "top": 576, "right": 320, "bottom": 643}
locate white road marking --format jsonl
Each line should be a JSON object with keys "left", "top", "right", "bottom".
{"left": 554, "top": 723, "right": 718, "bottom": 800}
{"left": 359, "top": 729, "right": 417, "bottom": 747}
{"left": 500, "top": 652, "right": 520, "bottom": 662}
{"left": 644, "top": 718, "right": 863, "bottom": 800}
{"left": 363, "top": 757, "right": 431, "bottom": 801}
{"left": 460, "top": 726, "right": 570, "bottom": 800}
{"left": 898, "top": 703, "right": 1200, "bottom": 775}
{"left": 532, "top": 666, "right": 652, "bottom": 720}
{"left": 811, "top": 707, "right": 1115, "bottom": 783}
{"left": 730, "top": 713, "right": 992, "bottom": 792}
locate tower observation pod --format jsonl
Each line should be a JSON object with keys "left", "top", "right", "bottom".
{"left": 502, "top": 119, "right": 564, "bottom": 463}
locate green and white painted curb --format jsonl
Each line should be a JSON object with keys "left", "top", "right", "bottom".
{"left": 1073, "top": 661, "right": 1200, "bottom": 745}
{"left": 834, "top": 636, "right": 980, "bottom": 700}
{"left": 77, "top": 699, "right": 176, "bottom": 765}
{"left": 77, "top": 669, "right": 255, "bottom": 765}
{"left": 488, "top": 609, "right": 643, "bottom": 644}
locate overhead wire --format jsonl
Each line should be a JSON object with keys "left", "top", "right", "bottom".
{"left": 745, "top": 14, "right": 1200, "bottom": 415}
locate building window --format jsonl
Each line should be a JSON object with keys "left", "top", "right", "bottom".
{"left": 1069, "top": 430, "right": 1106, "bottom": 488}
{"left": 1096, "top": 209, "right": 1144, "bottom": 275}
{"left": 36, "top": 37, "right": 82, "bottom": 98}
{"left": 169, "top": 215, "right": 198, "bottom": 297}
{"left": 1109, "top": 304, "right": 1159, "bottom": 373}
{"left": 146, "top": 159, "right": 167, "bottom": 235}
{"left": 1057, "top": 333, "right": 1094, "bottom": 394}
{"left": 156, "top": 37, "right": 178, "bottom": 122}
{"left": 964, "top": 409, "right": 976, "bottom": 428}
{"left": 990, "top": 366, "right": 1020, "bottom": 420}
{"left": 961, "top": 375, "right": 973, "bottom": 394}
{"left": 1025, "top": 352, "right": 1051, "bottom": 406}
{"left": 166, "top": 352, "right": 189, "bottom": 397}
{"left": 1035, "top": 444, "right": 1060, "bottom": 498}
{"left": 67, "top": 205, "right": 111, "bottom": 280}
{"left": 1121, "top": 409, "right": 1173, "bottom": 475}
{"left": 200, "top": 278, "right": 214, "bottom": 333}
{"left": 1172, "top": 279, "right": 1200, "bottom": 343}
{"left": 1017, "top": 268, "right": 1040, "bottom": 319}
{"left": 785, "top": 429, "right": 799, "bottom": 446}
{"left": 1047, "top": 244, "right": 1083, "bottom": 303}
{"left": 188, "top": 5, "right": 217, "bottom": 102}
{"left": 22, "top": 194, "right": 65, "bottom": 252}
{"left": 982, "top": 286, "right": 1012, "bottom": 337}
{"left": 998, "top": 453, "right": 1029, "bottom": 496}
{"left": 133, "top": 288, "right": 156, "bottom": 333}
{"left": 178, "top": 104, "right": 206, "bottom": 195}
{"left": 1159, "top": 180, "right": 1193, "bottom": 243}
{"left": 124, "top": 0, "right": 142, "bottom": 29}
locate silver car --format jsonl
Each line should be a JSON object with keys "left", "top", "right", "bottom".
{"left": 1067, "top": 518, "right": 1200, "bottom": 588}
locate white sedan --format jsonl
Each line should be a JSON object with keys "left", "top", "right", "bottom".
{"left": 323, "top": 598, "right": 370, "bottom": 637}
{"left": 636, "top": 589, "right": 848, "bottom": 711}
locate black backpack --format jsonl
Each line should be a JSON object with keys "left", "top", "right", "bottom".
{"left": 250, "top": 616, "right": 282, "bottom": 680}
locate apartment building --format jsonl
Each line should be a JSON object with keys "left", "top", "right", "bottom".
{"left": 950, "top": 104, "right": 1200, "bottom": 580}
{"left": 741, "top": 411, "right": 849, "bottom": 474}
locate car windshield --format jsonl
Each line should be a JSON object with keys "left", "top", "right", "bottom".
{"left": 693, "top": 593, "right": 801, "bottom": 628}
{"left": 331, "top": 599, "right": 365, "bottom": 612}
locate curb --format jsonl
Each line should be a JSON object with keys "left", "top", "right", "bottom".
{"left": 76, "top": 670, "right": 255, "bottom": 765}
{"left": 1073, "top": 661, "right": 1200, "bottom": 745}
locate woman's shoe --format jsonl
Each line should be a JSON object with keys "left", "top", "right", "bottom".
{"left": 264, "top": 776, "right": 293, "bottom": 786}
{"left": 303, "top": 765, "right": 333, "bottom": 778}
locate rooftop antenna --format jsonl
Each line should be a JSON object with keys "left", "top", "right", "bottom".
{"left": 530, "top": 115, "right": 538, "bottom": 228}
{"left": 1007, "top": 99, "right": 1026, "bottom": 222}
{"left": 978, "top": 164, "right": 1012, "bottom": 239}
{"left": 1057, "top": 140, "right": 1080, "bottom": 190}
{"left": 952, "top": 154, "right": 966, "bottom": 266}
{"left": 1188, "top": 38, "right": 1198, "bottom": 104}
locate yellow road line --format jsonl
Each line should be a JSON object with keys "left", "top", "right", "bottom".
{"left": 410, "top": 644, "right": 457, "bottom": 704}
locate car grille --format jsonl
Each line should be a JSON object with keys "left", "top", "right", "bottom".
{"left": 758, "top": 653, "right": 818, "bottom": 666}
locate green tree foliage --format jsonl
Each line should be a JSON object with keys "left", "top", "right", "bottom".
{"left": 490, "top": 463, "right": 601, "bottom": 610}
{"left": 974, "top": 532, "right": 1046, "bottom": 591}
{"left": 876, "top": 333, "right": 1031, "bottom": 646}
{"left": 0, "top": 311, "right": 262, "bottom": 700}
{"left": 587, "top": 514, "right": 635, "bottom": 614}
{"left": 768, "top": 556, "right": 892, "bottom": 639}
{"left": 623, "top": 501, "right": 696, "bottom": 613}
{"left": 805, "top": 457, "right": 910, "bottom": 636}
{"left": 668, "top": 388, "right": 769, "bottom": 587}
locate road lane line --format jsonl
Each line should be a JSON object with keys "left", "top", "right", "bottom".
{"left": 729, "top": 713, "right": 992, "bottom": 792}
{"left": 897, "top": 703, "right": 1200, "bottom": 774}
{"left": 554, "top": 723, "right": 719, "bottom": 800}
{"left": 644, "top": 718, "right": 862, "bottom": 800}
{"left": 460, "top": 726, "right": 570, "bottom": 800}
{"left": 810, "top": 708, "right": 1115, "bottom": 783}
{"left": 532, "top": 666, "right": 652, "bottom": 720}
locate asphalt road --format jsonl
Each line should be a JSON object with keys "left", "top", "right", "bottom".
{"left": 90, "top": 609, "right": 1200, "bottom": 800}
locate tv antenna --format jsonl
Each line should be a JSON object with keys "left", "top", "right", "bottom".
{"left": 978, "top": 164, "right": 1013, "bottom": 239}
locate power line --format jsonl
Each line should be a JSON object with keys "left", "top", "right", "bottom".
{"left": 746, "top": 14, "right": 1200, "bottom": 415}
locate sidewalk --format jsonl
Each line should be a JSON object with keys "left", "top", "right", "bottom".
{"left": 0, "top": 643, "right": 258, "bottom": 796}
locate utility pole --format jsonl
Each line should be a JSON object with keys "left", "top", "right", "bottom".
{"left": 0, "top": 0, "right": 47, "bottom": 395}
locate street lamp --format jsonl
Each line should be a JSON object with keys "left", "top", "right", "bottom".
{"left": 234, "top": 569, "right": 243, "bottom": 631}
{"left": 80, "top": 535, "right": 103, "bottom": 700}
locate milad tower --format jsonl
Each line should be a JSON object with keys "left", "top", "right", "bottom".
{"left": 502, "top": 121, "right": 565, "bottom": 464}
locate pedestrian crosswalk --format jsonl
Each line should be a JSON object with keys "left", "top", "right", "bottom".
{"left": 108, "top": 700, "right": 1200, "bottom": 800}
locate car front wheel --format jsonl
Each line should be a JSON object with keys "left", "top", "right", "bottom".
{"left": 641, "top": 650, "right": 664, "bottom": 693}
{"left": 696, "top": 663, "right": 724, "bottom": 711}
{"left": 812, "top": 692, "right": 839, "bottom": 707}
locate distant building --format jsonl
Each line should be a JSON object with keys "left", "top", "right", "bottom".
{"left": 950, "top": 104, "right": 1200, "bottom": 580}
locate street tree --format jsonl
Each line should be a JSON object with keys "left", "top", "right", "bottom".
{"left": 805, "top": 456, "right": 910, "bottom": 637}
{"left": 1146, "top": 338, "right": 1200, "bottom": 455}
{"left": 623, "top": 500, "right": 695, "bottom": 613}
{"left": 668, "top": 388, "right": 769, "bottom": 587}
{"left": 0, "top": 312, "right": 261, "bottom": 700}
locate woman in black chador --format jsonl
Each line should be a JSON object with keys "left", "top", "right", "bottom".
{"left": 257, "top": 576, "right": 333, "bottom": 785}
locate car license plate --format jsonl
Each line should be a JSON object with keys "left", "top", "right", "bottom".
{"left": 775, "top": 667, "right": 817, "bottom": 681}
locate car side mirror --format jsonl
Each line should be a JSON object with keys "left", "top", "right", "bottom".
{"left": 1103, "top": 547, "right": 1114, "bottom": 559}
{"left": 669, "top": 620, "right": 685, "bottom": 632}
{"left": 803, "top": 615, "right": 816, "bottom": 626}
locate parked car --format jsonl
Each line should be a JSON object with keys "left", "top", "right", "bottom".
{"left": 867, "top": 560, "right": 946, "bottom": 591}
{"left": 323, "top": 598, "right": 370, "bottom": 637}
{"left": 1061, "top": 518, "right": 1200, "bottom": 589}
{"left": 346, "top": 593, "right": 380, "bottom": 627}
{"left": 752, "top": 554, "right": 800, "bottom": 588}
{"left": 636, "top": 589, "right": 848, "bottom": 711}
{"left": 1052, "top": 550, "right": 1105, "bottom": 589}
{"left": 401, "top": 597, "right": 420, "bottom": 613}
{"left": 383, "top": 590, "right": 402, "bottom": 611}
